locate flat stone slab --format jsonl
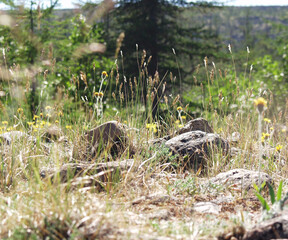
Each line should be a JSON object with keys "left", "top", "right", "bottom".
{"left": 193, "top": 201, "right": 222, "bottom": 215}
{"left": 209, "top": 168, "right": 273, "bottom": 192}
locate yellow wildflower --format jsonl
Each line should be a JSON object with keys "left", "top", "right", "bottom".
{"left": 181, "top": 116, "right": 186, "bottom": 120}
{"left": 177, "top": 106, "right": 183, "bottom": 112}
{"left": 46, "top": 114, "right": 51, "bottom": 118}
{"left": 17, "top": 108, "right": 23, "bottom": 113}
{"left": 175, "top": 120, "right": 180, "bottom": 124}
{"left": 66, "top": 125, "right": 72, "bottom": 130}
{"left": 58, "top": 111, "right": 63, "bottom": 117}
{"left": 261, "top": 132, "right": 270, "bottom": 142}
{"left": 146, "top": 123, "right": 157, "bottom": 133}
{"left": 27, "top": 122, "right": 34, "bottom": 126}
{"left": 55, "top": 120, "right": 59, "bottom": 124}
{"left": 276, "top": 145, "right": 283, "bottom": 152}
{"left": 45, "top": 106, "right": 52, "bottom": 110}
{"left": 99, "top": 92, "right": 104, "bottom": 97}
{"left": 178, "top": 124, "right": 184, "bottom": 128}
{"left": 40, "top": 113, "right": 43, "bottom": 118}
{"left": 2, "top": 121, "right": 8, "bottom": 125}
{"left": 254, "top": 97, "right": 267, "bottom": 113}
{"left": 33, "top": 115, "right": 39, "bottom": 120}
{"left": 102, "top": 71, "right": 108, "bottom": 77}
{"left": 94, "top": 92, "right": 99, "bottom": 97}
{"left": 262, "top": 133, "right": 270, "bottom": 138}
{"left": 270, "top": 127, "right": 274, "bottom": 131}
{"left": 264, "top": 118, "right": 271, "bottom": 123}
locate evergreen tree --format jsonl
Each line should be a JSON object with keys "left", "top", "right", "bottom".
{"left": 109, "top": 0, "right": 220, "bottom": 118}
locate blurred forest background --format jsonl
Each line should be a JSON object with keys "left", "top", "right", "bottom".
{"left": 0, "top": 0, "right": 287, "bottom": 122}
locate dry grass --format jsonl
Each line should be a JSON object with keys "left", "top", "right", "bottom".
{"left": 0, "top": 47, "right": 287, "bottom": 240}
{"left": 0, "top": 102, "right": 287, "bottom": 239}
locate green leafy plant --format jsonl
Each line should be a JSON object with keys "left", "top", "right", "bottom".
{"left": 254, "top": 180, "right": 283, "bottom": 212}
{"left": 171, "top": 177, "right": 199, "bottom": 196}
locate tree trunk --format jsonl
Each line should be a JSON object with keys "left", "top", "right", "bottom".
{"left": 144, "top": 0, "right": 159, "bottom": 119}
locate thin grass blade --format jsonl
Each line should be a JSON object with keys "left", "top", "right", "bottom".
{"left": 277, "top": 180, "right": 283, "bottom": 202}
{"left": 267, "top": 183, "right": 275, "bottom": 204}
{"left": 255, "top": 192, "right": 270, "bottom": 211}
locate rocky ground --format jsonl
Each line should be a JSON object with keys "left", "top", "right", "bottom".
{"left": 0, "top": 118, "right": 287, "bottom": 239}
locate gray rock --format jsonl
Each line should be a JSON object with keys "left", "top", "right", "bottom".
{"left": 41, "top": 125, "right": 63, "bottom": 142}
{"left": 87, "top": 121, "right": 127, "bottom": 149}
{"left": 228, "top": 132, "right": 241, "bottom": 143}
{"left": 243, "top": 210, "right": 288, "bottom": 240}
{"left": 73, "top": 121, "right": 130, "bottom": 160}
{"left": 42, "top": 159, "right": 134, "bottom": 190}
{"left": 220, "top": 211, "right": 288, "bottom": 240}
{"left": 165, "top": 131, "right": 229, "bottom": 171}
{"left": 151, "top": 118, "right": 214, "bottom": 145}
{"left": 132, "top": 194, "right": 179, "bottom": 206}
{"left": 209, "top": 168, "right": 273, "bottom": 192}
{"left": 230, "top": 147, "right": 242, "bottom": 157}
{"left": 149, "top": 136, "right": 170, "bottom": 145}
{"left": 0, "top": 131, "right": 34, "bottom": 145}
{"left": 176, "top": 118, "right": 214, "bottom": 135}
{"left": 148, "top": 209, "right": 171, "bottom": 220}
{"left": 193, "top": 201, "right": 222, "bottom": 214}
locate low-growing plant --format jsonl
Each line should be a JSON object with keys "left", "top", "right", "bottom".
{"left": 171, "top": 177, "right": 199, "bottom": 196}
{"left": 253, "top": 180, "right": 288, "bottom": 220}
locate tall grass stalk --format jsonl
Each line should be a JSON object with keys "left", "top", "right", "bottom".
{"left": 204, "top": 56, "right": 211, "bottom": 99}
{"left": 254, "top": 97, "right": 267, "bottom": 186}
{"left": 243, "top": 47, "right": 250, "bottom": 80}
{"left": 258, "top": 109, "right": 262, "bottom": 186}
{"left": 228, "top": 44, "right": 237, "bottom": 81}
{"left": 172, "top": 48, "right": 182, "bottom": 95}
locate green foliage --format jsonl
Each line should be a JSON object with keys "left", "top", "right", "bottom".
{"left": 252, "top": 55, "right": 286, "bottom": 93}
{"left": 169, "top": 177, "right": 225, "bottom": 197}
{"left": 116, "top": 0, "right": 222, "bottom": 78}
{"left": 108, "top": 0, "right": 222, "bottom": 118}
{"left": 0, "top": 3, "right": 114, "bottom": 118}
{"left": 172, "top": 177, "right": 199, "bottom": 196}
{"left": 47, "top": 13, "right": 114, "bottom": 93}
{"left": 7, "top": 216, "right": 80, "bottom": 240}
{"left": 254, "top": 180, "right": 284, "bottom": 215}
{"left": 254, "top": 182, "right": 271, "bottom": 211}
{"left": 3, "top": 227, "right": 38, "bottom": 240}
